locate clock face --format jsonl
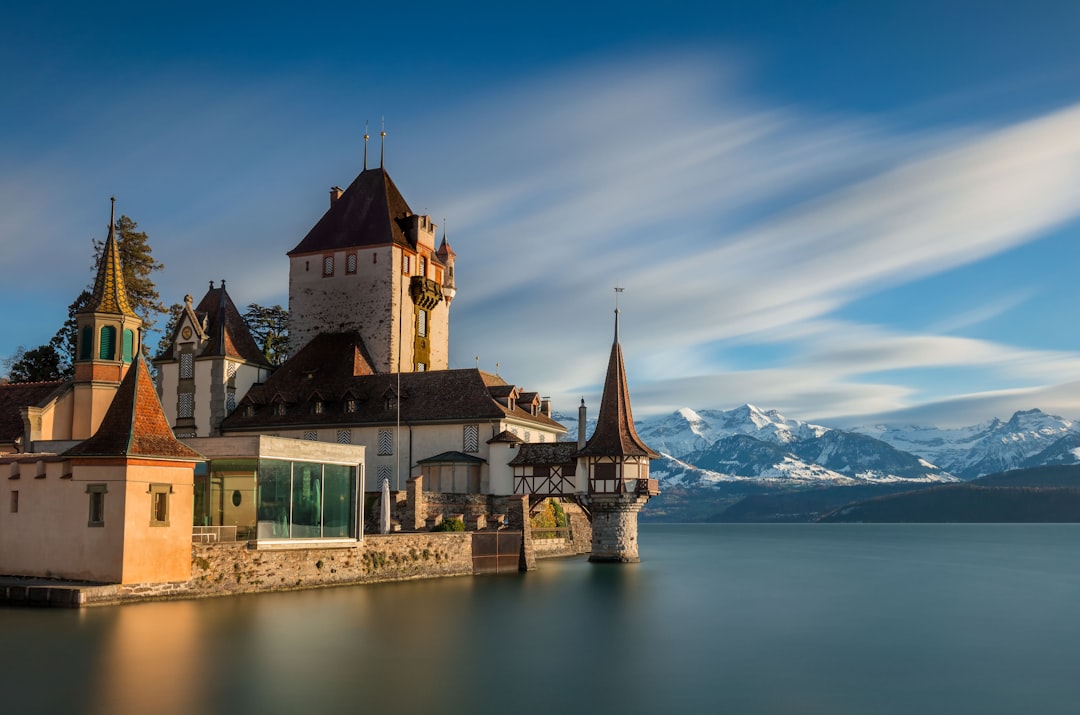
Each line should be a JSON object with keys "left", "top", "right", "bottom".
{"left": 181, "top": 326, "right": 192, "bottom": 340}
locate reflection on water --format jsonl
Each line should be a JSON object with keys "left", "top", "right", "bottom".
{"left": 5, "top": 525, "right": 1080, "bottom": 715}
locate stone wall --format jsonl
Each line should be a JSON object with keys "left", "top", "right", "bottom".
{"left": 183, "top": 533, "right": 474, "bottom": 598}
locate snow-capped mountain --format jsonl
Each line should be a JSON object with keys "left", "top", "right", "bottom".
{"left": 852, "top": 408, "right": 1080, "bottom": 479}
{"left": 558, "top": 404, "right": 955, "bottom": 487}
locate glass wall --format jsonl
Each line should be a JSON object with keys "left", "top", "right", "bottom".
{"left": 197, "top": 458, "right": 359, "bottom": 541}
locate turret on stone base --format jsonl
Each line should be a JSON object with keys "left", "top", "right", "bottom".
{"left": 583, "top": 493, "right": 651, "bottom": 563}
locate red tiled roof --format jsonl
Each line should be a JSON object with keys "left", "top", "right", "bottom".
{"left": 63, "top": 357, "right": 203, "bottom": 461}
{"left": 0, "top": 381, "right": 67, "bottom": 444}
{"left": 221, "top": 332, "right": 565, "bottom": 432}
{"left": 579, "top": 334, "right": 659, "bottom": 459}
{"left": 288, "top": 168, "right": 417, "bottom": 256}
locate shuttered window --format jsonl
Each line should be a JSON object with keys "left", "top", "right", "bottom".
{"left": 79, "top": 326, "right": 93, "bottom": 361}
{"left": 122, "top": 329, "right": 134, "bottom": 363}
{"left": 463, "top": 424, "right": 479, "bottom": 453}
{"left": 378, "top": 429, "right": 393, "bottom": 455}
{"left": 99, "top": 326, "right": 116, "bottom": 360}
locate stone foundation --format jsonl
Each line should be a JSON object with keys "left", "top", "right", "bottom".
{"left": 583, "top": 494, "right": 650, "bottom": 563}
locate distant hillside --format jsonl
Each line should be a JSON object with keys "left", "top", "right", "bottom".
{"left": 971, "top": 463, "right": 1080, "bottom": 488}
{"left": 709, "top": 483, "right": 933, "bottom": 523}
{"left": 820, "top": 485, "right": 1080, "bottom": 523}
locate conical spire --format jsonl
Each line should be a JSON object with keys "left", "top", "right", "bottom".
{"left": 579, "top": 309, "right": 659, "bottom": 458}
{"left": 80, "top": 197, "right": 138, "bottom": 318}
{"left": 63, "top": 355, "right": 202, "bottom": 460}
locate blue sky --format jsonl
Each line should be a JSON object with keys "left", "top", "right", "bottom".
{"left": 3, "top": 1, "right": 1080, "bottom": 427}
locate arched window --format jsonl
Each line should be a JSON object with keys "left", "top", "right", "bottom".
{"left": 99, "top": 326, "right": 117, "bottom": 360}
{"left": 79, "top": 326, "right": 93, "bottom": 361}
{"left": 122, "top": 329, "right": 134, "bottom": 363}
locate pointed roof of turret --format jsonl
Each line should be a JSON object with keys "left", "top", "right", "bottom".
{"left": 579, "top": 309, "right": 659, "bottom": 458}
{"left": 194, "top": 281, "right": 272, "bottom": 366}
{"left": 63, "top": 356, "right": 202, "bottom": 461}
{"left": 288, "top": 168, "right": 418, "bottom": 256}
{"left": 79, "top": 198, "right": 139, "bottom": 318}
{"left": 436, "top": 232, "right": 455, "bottom": 260}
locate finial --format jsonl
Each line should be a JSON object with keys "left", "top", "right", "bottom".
{"left": 209, "top": 280, "right": 214, "bottom": 289}
{"left": 443, "top": 218, "right": 447, "bottom": 240}
{"left": 475, "top": 355, "right": 479, "bottom": 369}
{"left": 614, "top": 285, "right": 624, "bottom": 344}
{"left": 580, "top": 397, "right": 585, "bottom": 407}
{"left": 363, "top": 119, "right": 370, "bottom": 170}
{"left": 495, "top": 361, "right": 500, "bottom": 376}
{"left": 109, "top": 196, "right": 116, "bottom": 231}
{"left": 380, "top": 116, "right": 386, "bottom": 169}
{"left": 184, "top": 294, "right": 193, "bottom": 306}
{"left": 220, "top": 278, "right": 226, "bottom": 288}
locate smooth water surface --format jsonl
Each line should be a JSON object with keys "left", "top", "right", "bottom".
{"left": 4, "top": 524, "right": 1080, "bottom": 714}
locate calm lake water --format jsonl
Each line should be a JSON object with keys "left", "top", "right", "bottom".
{"left": 4, "top": 524, "right": 1080, "bottom": 715}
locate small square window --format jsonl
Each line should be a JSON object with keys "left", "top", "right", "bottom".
{"left": 87, "top": 484, "right": 107, "bottom": 527}
{"left": 416, "top": 363, "right": 427, "bottom": 372}
{"left": 313, "top": 401, "right": 324, "bottom": 415}
{"left": 274, "top": 402, "right": 286, "bottom": 416}
{"left": 337, "top": 429, "right": 352, "bottom": 444}
{"left": 345, "top": 399, "right": 357, "bottom": 413}
{"left": 149, "top": 485, "right": 171, "bottom": 527}
{"left": 244, "top": 404, "right": 255, "bottom": 417}
{"left": 304, "top": 431, "right": 318, "bottom": 441}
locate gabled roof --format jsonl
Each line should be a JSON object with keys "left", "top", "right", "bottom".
{"left": 508, "top": 442, "right": 580, "bottom": 466}
{"left": 79, "top": 198, "right": 138, "bottom": 318}
{"left": 416, "top": 451, "right": 487, "bottom": 465}
{"left": 487, "top": 430, "right": 523, "bottom": 445}
{"left": 0, "top": 381, "right": 68, "bottom": 445}
{"left": 192, "top": 283, "right": 271, "bottom": 366}
{"left": 288, "top": 168, "right": 417, "bottom": 256}
{"left": 579, "top": 312, "right": 659, "bottom": 459}
{"left": 220, "top": 332, "right": 565, "bottom": 432}
{"left": 63, "top": 357, "right": 203, "bottom": 461}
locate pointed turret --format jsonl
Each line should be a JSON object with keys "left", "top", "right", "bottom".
{"left": 436, "top": 228, "right": 457, "bottom": 305}
{"left": 71, "top": 198, "right": 145, "bottom": 439}
{"left": 80, "top": 198, "right": 139, "bottom": 318}
{"left": 579, "top": 309, "right": 659, "bottom": 460}
{"left": 64, "top": 355, "right": 202, "bottom": 461}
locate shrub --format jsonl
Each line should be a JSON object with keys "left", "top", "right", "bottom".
{"left": 432, "top": 517, "right": 465, "bottom": 532}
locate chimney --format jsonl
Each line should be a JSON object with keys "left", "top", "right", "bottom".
{"left": 578, "top": 398, "right": 587, "bottom": 449}
{"left": 329, "top": 186, "right": 344, "bottom": 207}
{"left": 541, "top": 397, "right": 551, "bottom": 418}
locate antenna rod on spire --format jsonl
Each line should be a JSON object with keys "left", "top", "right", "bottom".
{"left": 614, "top": 285, "right": 624, "bottom": 344}
{"left": 363, "top": 120, "right": 370, "bottom": 170}
{"left": 109, "top": 196, "right": 116, "bottom": 234}
{"left": 380, "top": 116, "right": 386, "bottom": 169}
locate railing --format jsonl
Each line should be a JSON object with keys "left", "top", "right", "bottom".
{"left": 192, "top": 525, "right": 238, "bottom": 544}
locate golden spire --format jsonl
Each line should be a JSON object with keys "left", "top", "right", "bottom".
{"left": 80, "top": 197, "right": 138, "bottom": 317}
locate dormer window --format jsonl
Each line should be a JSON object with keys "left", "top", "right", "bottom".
{"left": 244, "top": 405, "right": 255, "bottom": 417}
{"left": 345, "top": 399, "right": 357, "bottom": 413}
{"left": 274, "top": 403, "right": 286, "bottom": 416}
{"left": 313, "top": 401, "right": 324, "bottom": 415}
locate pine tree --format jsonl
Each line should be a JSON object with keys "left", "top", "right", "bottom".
{"left": 4, "top": 344, "right": 65, "bottom": 383}
{"left": 243, "top": 304, "right": 290, "bottom": 366}
{"left": 50, "top": 215, "right": 166, "bottom": 370}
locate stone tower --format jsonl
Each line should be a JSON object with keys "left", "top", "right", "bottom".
{"left": 578, "top": 308, "right": 660, "bottom": 563}
{"left": 71, "top": 198, "right": 144, "bottom": 440}
{"left": 286, "top": 166, "right": 455, "bottom": 373}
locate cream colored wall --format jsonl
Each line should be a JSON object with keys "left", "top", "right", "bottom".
{"left": 194, "top": 359, "right": 214, "bottom": 436}
{"left": 157, "top": 360, "right": 179, "bottom": 424}
{"left": 119, "top": 462, "right": 194, "bottom": 584}
{"left": 487, "top": 443, "right": 518, "bottom": 495}
{"left": 0, "top": 460, "right": 124, "bottom": 583}
{"left": 0, "top": 458, "right": 196, "bottom": 584}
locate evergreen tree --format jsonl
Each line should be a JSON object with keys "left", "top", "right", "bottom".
{"left": 243, "top": 304, "right": 289, "bottom": 366}
{"left": 50, "top": 215, "right": 166, "bottom": 370}
{"left": 154, "top": 303, "right": 186, "bottom": 359}
{"left": 4, "top": 344, "right": 65, "bottom": 383}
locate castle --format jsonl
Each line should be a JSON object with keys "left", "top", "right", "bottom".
{"left": 0, "top": 149, "right": 658, "bottom": 598}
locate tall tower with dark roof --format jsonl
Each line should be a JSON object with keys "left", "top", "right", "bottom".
{"left": 578, "top": 306, "right": 659, "bottom": 563}
{"left": 71, "top": 199, "right": 145, "bottom": 440}
{"left": 286, "top": 166, "right": 455, "bottom": 373}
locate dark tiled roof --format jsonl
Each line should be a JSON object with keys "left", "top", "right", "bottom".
{"left": 193, "top": 284, "right": 272, "bottom": 366}
{"left": 579, "top": 337, "right": 659, "bottom": 459}
{"left": 417, "top": 451, "right": 487, "bottom": 465}
{"left": 221, "top": 332, "right": 565, "bottom": 432}
{"left": 487, "top": 430, "right": 522, "bottom": 444}
{"left": 63, "top": 357, "right": 203, "bottom": 461}
{"left": 508, "top": 442, "right": 580, "bottom": 466}
{"left": 79, "top": 202, "right": 138, "bottom": 318}
{"left": 288, "top": 168, "right": 416, "bottom": 256}
{"left": 0, "top": 381, "right": 67, "bottom": 444}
